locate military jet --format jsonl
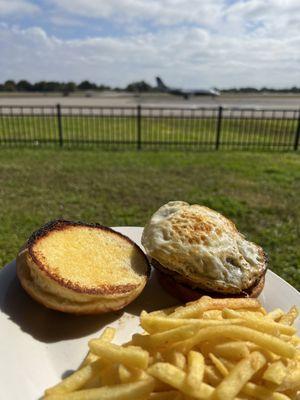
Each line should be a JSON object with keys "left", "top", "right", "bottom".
{"left": 156, "top": 77, "right": 220, "bottom": 99}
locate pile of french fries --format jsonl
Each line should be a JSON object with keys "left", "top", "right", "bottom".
{"left": 43, "top": 296, "right": 300, "bottom": 400}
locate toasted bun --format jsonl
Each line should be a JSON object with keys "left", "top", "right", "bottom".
{"left": 17, "top": 220, "right": 150, "bottom": 314}
{"left": 142, "top": 201, "right": 267, "bottom": 295}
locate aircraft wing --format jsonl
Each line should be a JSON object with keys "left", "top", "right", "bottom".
{"left": 192, "top": 89, "right": 220, "bottom": 96}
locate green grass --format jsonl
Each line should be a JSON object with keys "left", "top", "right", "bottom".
{"left": 0, "top": 149, "right": 299, "bottom": 291}
{"left": 0, "top": 116, "right": 297, "bottom": 149}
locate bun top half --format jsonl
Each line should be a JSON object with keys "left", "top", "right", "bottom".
{"left": 142, "top": 201, "right": 267, "bottom": 294}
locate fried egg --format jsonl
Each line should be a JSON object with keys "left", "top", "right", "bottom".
{"left": 142, "top": 201, "right": 267, "bottom": 294}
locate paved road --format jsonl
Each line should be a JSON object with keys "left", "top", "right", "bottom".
{"left": 0, "top": 92, "right": 300, "bottom": 109}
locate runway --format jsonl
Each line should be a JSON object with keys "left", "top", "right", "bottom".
{"left": 0, "top": 92, "right": 299, "bottom": 109}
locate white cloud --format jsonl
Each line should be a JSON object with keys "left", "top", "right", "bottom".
{"left": 1, "top": 19, "right": 300, "bottom": 88}
{"left": 1, "top": 1, "right": 300, "bottom": 87}
{"left": 0, "top": 0, "right": 39, "bottom": 16}
{"left": 49, "top": 0, "right": 225, "bottom": 27}
{"left": 225, "top": 0, "right": 300, "bottom": 38}
{"left": 49, "top": 15, "right": 84, "bottom": 27}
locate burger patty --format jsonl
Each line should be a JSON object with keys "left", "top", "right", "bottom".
{"left": 151, "top": 258, "right": 266, "bottom": 300}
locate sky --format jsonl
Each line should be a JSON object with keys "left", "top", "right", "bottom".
{"left": 0, "top": 0, "right": 300, "bottom": 88}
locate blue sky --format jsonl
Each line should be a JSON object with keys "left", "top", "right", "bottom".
{"left": 0, "top": 0, "right": 300, "bottom": 88}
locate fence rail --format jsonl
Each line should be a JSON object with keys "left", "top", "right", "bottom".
{"left": 0, "top": 104, "right": 299, "bottom": 150}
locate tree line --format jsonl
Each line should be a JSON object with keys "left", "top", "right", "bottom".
{"left": 0, "top": 80, "right": 154, "bottom": 94}
{"left": 1, "top": 79, "right": 299, "bottom": 94}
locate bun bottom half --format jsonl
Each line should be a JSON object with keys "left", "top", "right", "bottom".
{"left": 17, "top": 252, "right": 146, "bottom": 315}
{"left": 155, "top": 268, "right": 265, "bottom": 302}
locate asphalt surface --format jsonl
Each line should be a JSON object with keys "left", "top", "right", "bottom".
{"left": 0, "top": 92, "right": 300, "bottom": 109}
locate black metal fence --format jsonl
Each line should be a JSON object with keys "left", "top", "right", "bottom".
{"left": 0, "top": 104, "right": 299, "bottom": 150}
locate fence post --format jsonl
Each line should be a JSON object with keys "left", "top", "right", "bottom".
{"left": 56, "top": 103, "right": 63, "bottom": 147}
{"left": 215, "top": 106, "right": 223, "bottom": 150}
{"left": 137, "top": 105, "right": 142, "bottom": 150}
{"left": 293, "top": 110, "right": 300, "bottom": 151}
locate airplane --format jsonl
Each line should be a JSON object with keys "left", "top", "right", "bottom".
{"left": 156, "top": 77, "right": 220, "bottom": 99}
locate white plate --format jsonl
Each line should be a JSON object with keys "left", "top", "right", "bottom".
{"left": 0, "top": 226, "right": 299, "bottom": 399}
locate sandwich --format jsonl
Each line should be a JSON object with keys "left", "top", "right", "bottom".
{"left": 17, "top": 220, "right": 150, "bottom": 314}
{"left": 142, "top": 201, "right": 267, "bottom": 301}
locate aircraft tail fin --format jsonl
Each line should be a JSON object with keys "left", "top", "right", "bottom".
{"left": 156, "top": 77, "right": 167, "bottom": 90}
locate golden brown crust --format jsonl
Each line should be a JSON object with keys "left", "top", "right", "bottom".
{"left": 27, "top": 220, "right": 150, "bottom": 296}
{"left": 16, "top": 254, "right": 145, "bottom": 314}
{"left": 156, "top": 269, "right": 265, "bottom": 302}
{"left": 16, "top": 220, "right": 151, "bottom": 314}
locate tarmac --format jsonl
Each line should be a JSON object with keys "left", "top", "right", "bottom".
{"left": 0, "top": 92, "right": 300, "bottom": 110}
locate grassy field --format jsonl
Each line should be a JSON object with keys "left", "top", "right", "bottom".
{"left": 0, "top": 149, "right": 299, "bottom": 291}
{"left": 0, "top": 115, "right": 297, "bottom": 150}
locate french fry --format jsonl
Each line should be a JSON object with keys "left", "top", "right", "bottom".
{"left": 185, "top": 351, "right": 204, "bottom": 388}
{"left": 44, "top": 379, "right": 155, "bottom": 400}
{"left": 198, "top": 337, "right": 228, "bottom": 358}
{"left": 279, "top": 306, "right": 299, "bottom": 326}
{"left": 242, "top": 382, "right": 291, "bottom": 400}
{"left": 172, "top": 325, "right": 296, "bottom": 358}
{"left": 45, "top": 359, "right": 104, "bottom": 396}
{"left": 148, "top": 306, "right": 177, "bottom": 317}
{"left": 204, "top": 365, "right": 222, "bottom": 386}
{"left": 118, "top": 364, "right": 132, "bottom": 383}
{"left": 81, "top": 327, "right": 116, "bottom": 367}
{"left": 281, "top": 389, "right": 299, "bottom": 400}
{"left": 99, "top": 364, "right": 120, "bottom": 386}
{"left": 119, "top": 365, "right": 152, "bottom": 382}
{"left": 202, "top": 310, "right": 223, "bottom": 320}
{"left": 209, "top": 353, "right": 229, "bottom": 377}
{"left": 211, "top": 351, "right": 267, "bottom": 400}
{"left": 258, "top": 306, "right": 267, "bottom": 315}
{"left": 149, "top": 391, "right": 183, "bottom": 400}
{"left": 223, "top": 309, "right": 296, "bottom": 335}
{"left": 245, "top": 342, "right": 281, "bottom": 362}
{"left": 290, "top": 335, "right": 300, "bottom": 346}
{"left": 43, "top": 297, "right": 299, "bottom": 400}
{"left": 164, "top": 350, "right": 186, "bottom": 370}
{"left": 226, "top": 309, "right": 265, "bottom": 318}
{"left": 147, "top": 362, "right": 213, "bottom": 399}
{"left": 118, "top": 363, "right": 171, "bottom": 392}
{"left": 140, "top": 312, "right": 240, "bottom": 334}
{"left": 88, "top": 340, "right": 149, "bottom": 369}
{"left": 263, "top": 361, "right": 287, "bottom": 385}
{"left": 219, "top": 357, "right": 234, "bottom": 372}
{"left": 168, "top": 297, "right": 260, "bottom": 319}
{"left": 213, "top": 341, "right": 250, "bottom": 360}
{"left": 278, "top": 361, "right": 300, "bottom": 391}
{"left": 81, "top": 352, "right": 99, "bottom": 367}
{"left": 132, "top": 324, "right": 198, "bottom": 349}
{"left": 267, "top": 309, "right": 285, "bottom": 321}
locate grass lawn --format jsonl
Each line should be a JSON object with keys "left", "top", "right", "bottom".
{"left": 0, "top": 115, "right": 297, "bottom": 150}
{"left": 0, "top": 149, "right": 299, "bottom": 291}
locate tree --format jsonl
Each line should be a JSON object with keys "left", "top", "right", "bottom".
{"left": 4, "top": 80, "right": 16, "bottom": 91}
{"left": 44, "top": 81, "right": 62, "bottom": 91}
{"left": 62, "top": 81, "right": 76, "bottom": 96}
{"left": 98, "top": 84, "right": 111, "bottom": 91}
{"left": 126, "top": 81, "right": 153, "bottom": 92}
{"left": 16, "top": 80, "right": 32, "bottom": 91}
{"left": 33, "top": 81, "right": 48, "bottom": 92}
{"left": 78, "top": 80, "right": 97, "bottom": 90}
